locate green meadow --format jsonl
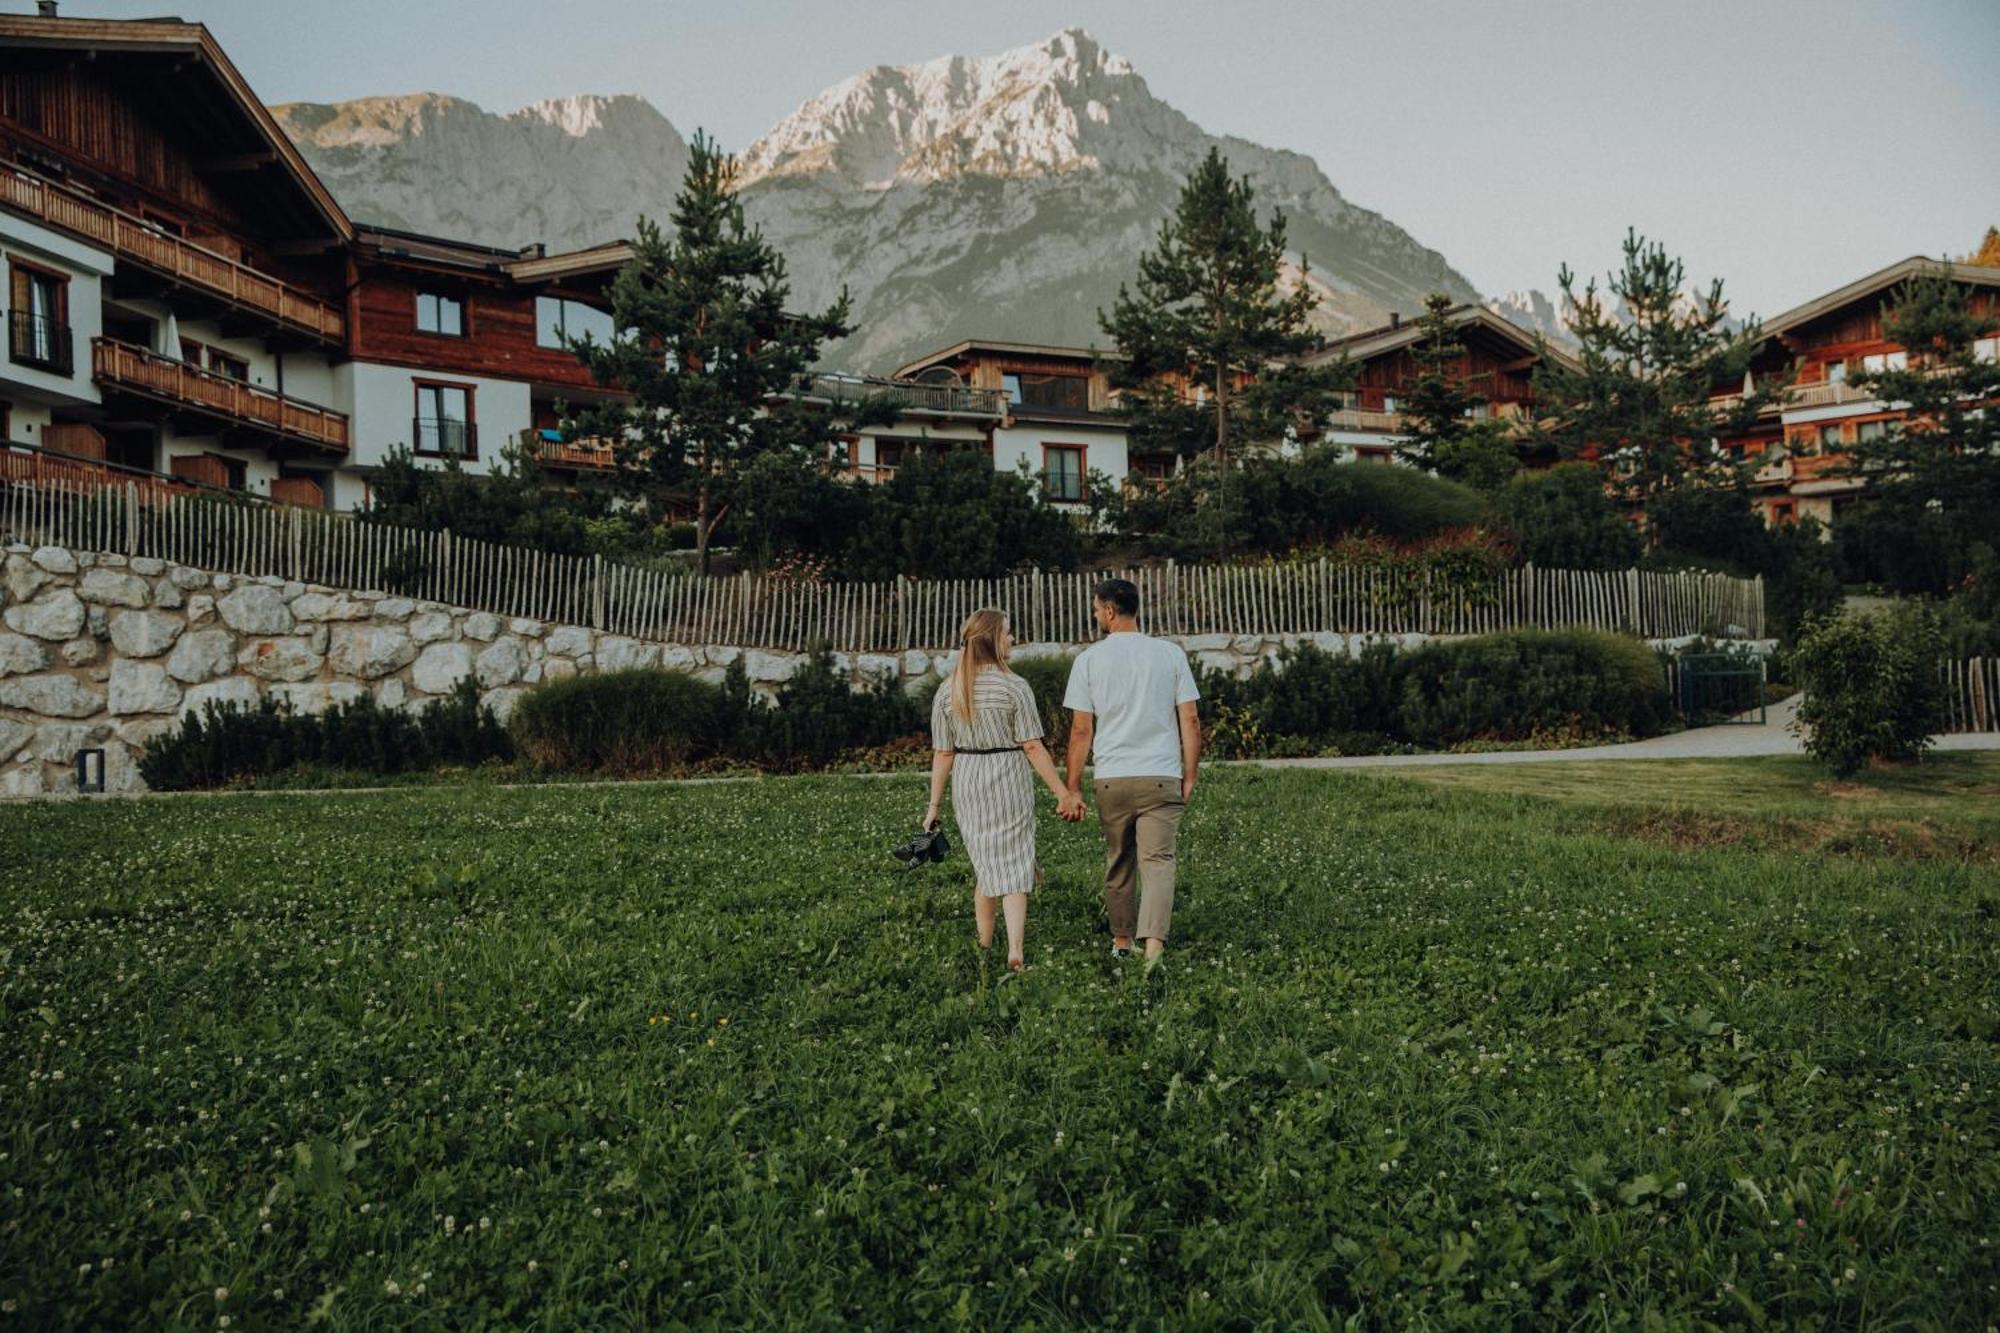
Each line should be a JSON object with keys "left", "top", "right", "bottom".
{"left": 2, "top": 762, "right": 1995, "bottom": 1328}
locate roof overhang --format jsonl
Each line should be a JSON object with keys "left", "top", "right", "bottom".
{"left": 1757, "top": 256, "right": 2000, "bottom": 343}
{"left": 894, "top": 338, "right": 1119, "bottom": 378}
{"left": 0, "top": 14, "right": 353, "bottom": 244}
{"left": 1303, "top": 304, "right": 1580, "bottom": 374}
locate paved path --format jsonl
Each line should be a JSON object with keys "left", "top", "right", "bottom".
{"left": 1248, "top": 694, "right": 2000, "bottom": 770}
{"left": 5, "top": 696, "right": 1996, "bottom": 803}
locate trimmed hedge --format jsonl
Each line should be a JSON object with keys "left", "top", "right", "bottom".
{"left": 139, "top": 679, "right": 514, "bottom": 791}
{"left": 511, "top": 650, "right": 923, "bottom": 775}
{"left": 509, "top": 668, "right": 724, "bottom": 772}
{"left": 1199, "top": 628, "right": 1673, "bottom": 754}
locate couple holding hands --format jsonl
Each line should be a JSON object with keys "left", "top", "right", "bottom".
{"left": 924, "top": 578, "right": 1202, "bottom": 975}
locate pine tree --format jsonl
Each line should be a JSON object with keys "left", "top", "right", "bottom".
{"left": 1099, "top": 147, "right": 1352, "bottom": 557}
{"left": 566, "top": 133, "right": 860, "bottom": 574}
{"left": 1531, "top": 229, "right": 1782, "bottom": 507}
{"left": 1399, "top": 293, "right": 1519, "bottom": 491}
{"left": 1846, "top": 264, "right": 2000, "bottom": 608}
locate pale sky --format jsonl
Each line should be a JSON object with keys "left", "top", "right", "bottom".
{"left": 55, "top": 0, "right": 2000, "bottom": 320}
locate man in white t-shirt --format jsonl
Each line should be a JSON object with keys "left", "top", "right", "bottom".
{"left": 1063, "top": 578, "right": 1202, "bottom": 965}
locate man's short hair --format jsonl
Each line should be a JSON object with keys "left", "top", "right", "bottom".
{"left": 1094, "top": 578, "right": 1140, "bottom": 618}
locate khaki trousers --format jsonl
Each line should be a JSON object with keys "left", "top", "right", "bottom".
{"left": 1095, "top": 776, "right": 1186, "bottom": 944}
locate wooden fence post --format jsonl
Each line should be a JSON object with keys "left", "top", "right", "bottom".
{"left": 591, "top": 553, "right": 606, "bottom": 631}
{"left": 123, "top": 481, "right": 138, "bottom": 556}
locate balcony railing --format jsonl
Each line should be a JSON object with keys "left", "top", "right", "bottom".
{"left": 8, "top": 309, "right": 73, "bottom": 375}
{"left": 1327, "top": 407, "right": 1407, "bottom": 433}
{"left": 0, "top": 165, "right": 346, "bottom": 344}
{"left": 520, "top": 428, "right": 618, "bottom": 471}
{"left": 801, "top": 372, "right": 1007, "bottom": 418}
{"left": 92, "top": 338, "right": 349, "bottom": 454}
{"left": 1785, "top": 380, "right": 1879, "bottom": 411}
{"left": 413, "top": 417, "right": 477, "bottom": 460}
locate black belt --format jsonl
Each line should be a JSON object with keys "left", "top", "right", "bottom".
{"left": 953, "top": 747, "right": 1020, "bottom": 755}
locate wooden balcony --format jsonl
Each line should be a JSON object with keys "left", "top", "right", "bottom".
{"left": 92, "top": 338, "right": 349, "bottom": 455}
{"left": 520, "top": 429, "right": 619, "bottom": 471}
{"left": 0, "top": 165, "right": 345, "bottom": 346}
{"left": 1785, "top": 380, "right": 1879, "bottom": 411}
{"left": 1, "top": 444, "right": 192, "bottom": 498}
{"left": 1327, "top": 407, "right": 1407, "bottom": 433}
{"left": 801, "top": 372, "right": 1007, "bottom": 419}
{"left": 268, "top": 476, "right": 326, "bottom": 508}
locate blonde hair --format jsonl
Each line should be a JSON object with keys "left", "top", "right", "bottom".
{"left": 950, "top": 608, "right": 1012, "bottom": 721}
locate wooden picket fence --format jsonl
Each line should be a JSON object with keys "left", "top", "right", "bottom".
{"left": 1, "top": 472, "right": 1767, "bottom": 650}
{"left": 1940, "top": 657, "right": 1998, "bottom": 733}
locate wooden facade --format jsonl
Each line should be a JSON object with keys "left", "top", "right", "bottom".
{"left": 1711, "top": 259, "right": 2000, "bottom": 526}
{"left": 347, "top": 235, "right": 617, "bottom": 392}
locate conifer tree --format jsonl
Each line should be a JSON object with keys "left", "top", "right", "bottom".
{"left": 1399, "top": 292, "right": 1519, "bottom": 491}
{"left": 567, "top": 133, "right": 861, "bottom": 574}
{"left": 1099, "top": 147, "right": 1351, "bottom": 557}
{"left": 1845, "top": 265, "right": 2000, "bottom": 608}
{"left": 1531, "top": 229, "right": 1782, "bottom": 505}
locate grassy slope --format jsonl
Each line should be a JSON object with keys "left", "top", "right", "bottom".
{"left": 1, "top": 768, "right": 1996, "bottom": 1328}
{"left": 1361, "top": 753, "right": 2000, "bottom": 862}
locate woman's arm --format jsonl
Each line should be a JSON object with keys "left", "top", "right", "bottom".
{"left": 925, "top": 749, "right": 954, "bottom": 828}
{"left": 1020, "top": 739, "right": 1068, "bottom": 801}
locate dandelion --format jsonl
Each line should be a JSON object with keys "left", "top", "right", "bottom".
{"left": 214, "top": 1288, "right": 229, "bottom": 1302}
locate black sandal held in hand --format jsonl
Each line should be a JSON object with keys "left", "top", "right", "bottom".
{"left": 891, "top": 822, "right": 951, "bottom": 867}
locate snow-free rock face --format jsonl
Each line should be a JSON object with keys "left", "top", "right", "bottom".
{"left": 272, "top": 29, "right": 1484, "bottom": 372}
{"left": 271, "top": 92, "right": 691, "bottom": 258}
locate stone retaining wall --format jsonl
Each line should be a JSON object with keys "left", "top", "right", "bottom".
{"left": 2, "top": 542, "right": 1743, "bottom": 796}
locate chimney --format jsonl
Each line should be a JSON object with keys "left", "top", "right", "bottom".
{"left": 36, "top": 1, "right": 59, "bottom": 15}
{"left": 1388, "top": 311, "right": 1400, "bottom": 329}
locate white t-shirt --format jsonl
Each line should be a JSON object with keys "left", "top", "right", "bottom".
{"left": 1063, "top": 632, "right": 1200, "bottom": 780}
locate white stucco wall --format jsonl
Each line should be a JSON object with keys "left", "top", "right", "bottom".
{"left": 0, "top": 212, "right": 109, "bottom": 410}
{"left": 335, "top": 362, "right": 534, "bottom": 476}
{"left": 992, "top": 422, "right": 1128, "bottom": 496}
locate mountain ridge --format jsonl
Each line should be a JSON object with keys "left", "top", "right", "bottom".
{"left": 274, "top": 28, "right": 1544, "bottom": 370}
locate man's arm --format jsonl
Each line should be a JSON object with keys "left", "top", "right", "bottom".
{"left": 1066, "top": 710, "right": 1095, "bottom": 796}
{"left": 1177, "top": 700, "right": 1202, "bottom": 800}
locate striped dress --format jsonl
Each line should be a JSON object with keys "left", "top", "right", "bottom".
{"left": 930, "top": 667, "right": 1044, "bottom": 897}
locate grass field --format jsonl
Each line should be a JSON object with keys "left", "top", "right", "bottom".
{"left": 2, "top": 764, "right": 1997, "bottom": 1328}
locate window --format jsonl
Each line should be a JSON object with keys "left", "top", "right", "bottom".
{"left": 1042, "top": 444, "right": 1085, "bottom": 502}
{"left": 8, "top": 260, "right": 70, "bottom": 374}
{"left": 415, "top": 292, "right": 465, "bottom": 337}
{"left": 875, "top": 440, "right": 905, "bottom": 471}
{"left": 1860, "top": 350, "right": 1907, "bottom": 373}
{"left": 535, "top": 296, "right": 614, "bottom": 349}
{"left": 413, "top": 381, "right": 475, "bottom": 458}
{"left": 1818, "top": 423, "right": 1843, "bottom": 452}
{"left": 1002, "top": 371, "right": 1090, "bottom": 414}
{"left": 179, "top": 339, "right": 250, "bottom": 381}
{"left": 1824, "top": 360, "right": 1846, "bottom": 384}
{"left": 1975, "top": 336, "right": 1998, "bottom": 364}
{"left": 1857, "top": 419, "right": 1889, "bottom": 443}
{"left": 1382, "top": 395, "right": 1399, "bottom": 414}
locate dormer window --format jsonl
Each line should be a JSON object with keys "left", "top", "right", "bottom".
{"left": 416, "top": 292, "right": 465, "bottom": 337}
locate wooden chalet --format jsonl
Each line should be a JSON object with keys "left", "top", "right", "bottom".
{"left": 892, "top": 340, "right": 1126, "bottom": 503}
{"left": 1710, "top": 256, "right": 2000, "bottom": 526}
{"left": 1300, "top": 305, "right": 1575, "bottom": 462}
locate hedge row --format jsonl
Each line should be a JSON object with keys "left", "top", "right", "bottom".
{"left": 138, "top": 629, "right": 1672, "bottom": 789}
{"left": 1197, "top": 628, "right": 1673, "bottom": 756}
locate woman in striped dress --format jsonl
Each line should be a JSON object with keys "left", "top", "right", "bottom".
{"left": 926, "top": 609, "right": 1086, "bottom": 973}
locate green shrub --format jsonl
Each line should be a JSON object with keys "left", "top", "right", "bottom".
{"left": 509, "top": 668, "right": 724, "bottom": 772}
{"left": 138, "top": 679, "right": 513, "bottom": 791}
{"left": 1007, "top": 653, "right": 1077, "bottom": 751}
{"left": 1500, "top": 464, "right": 1641, "bottom": 570}
{"left": 1789, "top": 608, "right": 1944, "bottom": 776}
{"left": 1399, "top": 627, "right": 1670, "bottom": 746}
{"left": 733, "top": 649, "right": 923, "bottom": 771}
{"left": 1202, "top": 640, "right": 1403, "bottom": 746}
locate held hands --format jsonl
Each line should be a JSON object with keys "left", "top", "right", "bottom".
{"left": 1057, "top": 791, "right": 1089, "bottom": 823}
